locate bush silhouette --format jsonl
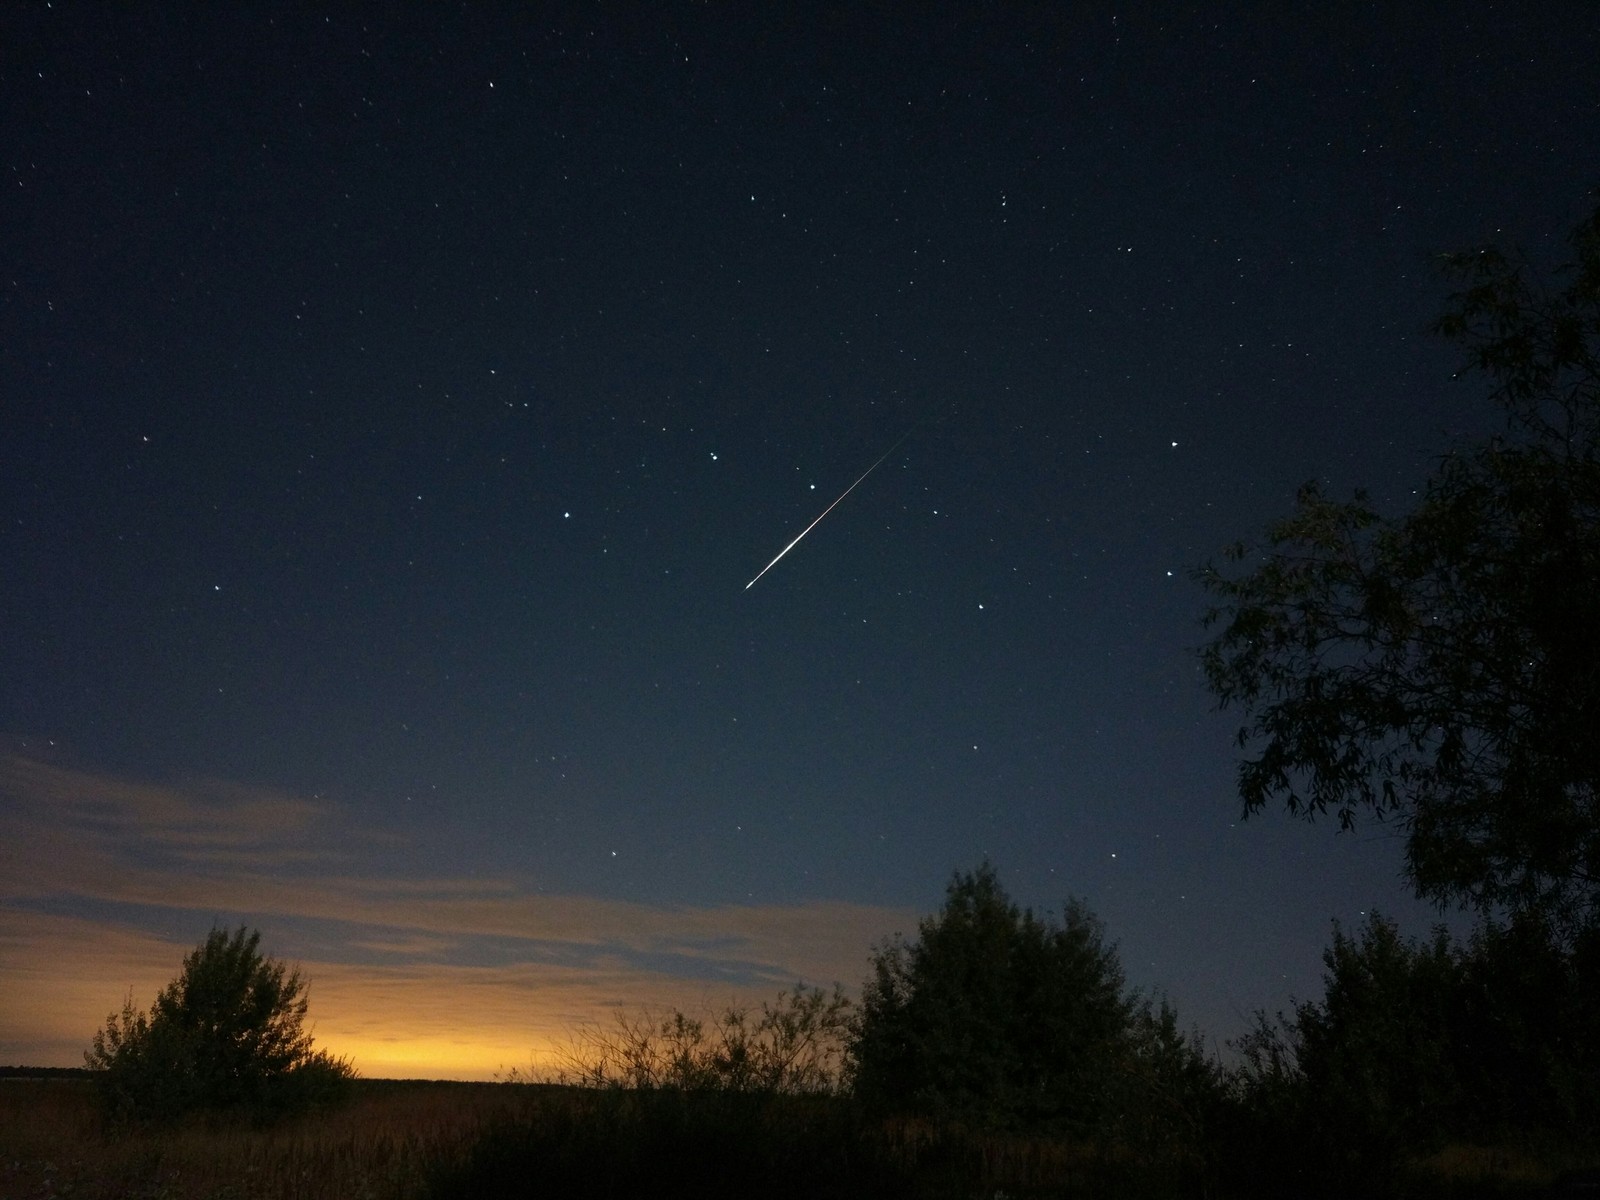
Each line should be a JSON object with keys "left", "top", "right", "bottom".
{"left": 85, "top": 925, "right": 354, "bottom": 1125}
{"left": 1228, "top": 911, "right": 1600, "bottom": 1194}
{"left": 533, "top": 984, "right": 853, "bottom": 1094}
{"left": 848, "top": 863, "right": 1218, "bottom": 1143}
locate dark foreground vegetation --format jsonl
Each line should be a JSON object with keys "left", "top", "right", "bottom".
{"left": 6, "top": 1074, "right": 1598, "bottom": 1200}
{"left": 84, "top": 926, "right": 356, "bottom": 1130}
{"left": 0, "top": 1075, "right": 524, "bottom": 1200}
{"left": 51, "top": 870, "right": 1599, "bottom": 1197}
{"left": 61, "top": 870, "right": 1594, "bottom": 1198}
{"left": 437, "top": 867, "right": 1597, "bottom": 1200}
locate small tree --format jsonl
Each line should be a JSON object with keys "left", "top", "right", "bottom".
{"left": 1296, "top": 915, "right": 1464, "bottom": 1156}
{"left": 847, "top": 863, "right": 1211, "bottom": 1137}
{"left": 1228, "top": 911, "right": 1600, "bottom": 1191}
{"left": 1449, "top": 914, "right": 1600, "bottom": 1139}
{"left": 85, "top": 925, "right": 354, "bottom": 1125}
{"left": 1223, "top": 915, "right": 1462, "bottom": 1194}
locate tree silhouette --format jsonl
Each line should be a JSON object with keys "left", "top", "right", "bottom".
{"left": 1231, "top": 911, "right": 1600, "bottom": 1187}
{"left": 847, "top": 863, "right": 1211, "bottom": 1137}
{"left": 85, "top": 925, "right": 354, "bottom": 1125}
{"left": 1197, "top": 200, "right": 1600, "bottom": 939}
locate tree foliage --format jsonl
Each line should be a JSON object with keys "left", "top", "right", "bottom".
{"left": 84, "top": 925, "right": 355, "bottom": 1125}
{"left": 1231, "top": 912, "right": 1600, "bottom": 1190}
{"left": 847, "top": 863, "right": 1217, "bottom": 1139}
{"left": 1197, "top": 201, "right": 1600, "bottom": 937}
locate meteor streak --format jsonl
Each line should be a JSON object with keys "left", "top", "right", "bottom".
{"left": 745, "top": 430, "right": 911, "bottom": 590}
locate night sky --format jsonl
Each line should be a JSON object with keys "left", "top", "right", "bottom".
{"left": 4, "top": 3, "right": 1597, "bottom": 1080}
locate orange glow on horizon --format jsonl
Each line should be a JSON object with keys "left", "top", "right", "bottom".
{"left": 0, "top": 753, "right": 906, "bottom": 1081}
{"left": 322, "top": 1035, "right": 567, "bottom": 1084}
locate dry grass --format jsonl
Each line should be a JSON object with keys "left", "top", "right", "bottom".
{"left": 869, "top": 1112, "right": 1105, "bottom": 1193}
{"left": 0, "top": 1076, "right": 532, "bottom": 1200}
{"left": 1407, "top": 1140, "right": 1600, "bottom": 1195}
{"left": 11, "top": 1076, "right": 1590, "bottom": 1200}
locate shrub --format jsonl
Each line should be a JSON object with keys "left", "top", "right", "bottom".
{"left": 84, "top": 925, "right": 355, "bottom": 1126}
{"left": 847, "top": 862, "right": 1221, "bottom": 1148}
{"left": 529, "top": 984, "right": 853, "bottom": 1095}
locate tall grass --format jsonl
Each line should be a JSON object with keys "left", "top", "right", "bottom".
{"left": 427, "top": 1087, "right": 914, "bottom": 1200}
{"left": 7, "top": 1075, "right": 1588, "bottom": 1199}
{"left": 0, "top": 1076, "right": 530, "bottom": 1200}
{"left": 427, "top": 1086, "right": 1212, "bottom": 1200}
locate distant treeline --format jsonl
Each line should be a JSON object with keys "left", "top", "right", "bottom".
{"left": 455, "top": 865, "right": 1600, "bottom": 1198}
{"left": 61, "top": 865, "right": 1600, "bottom": 1197}
{"left": 0, "top": 1065, "right": 92, "bottom": 1080}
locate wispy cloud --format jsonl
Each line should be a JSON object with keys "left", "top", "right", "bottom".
{"left": 0, "top": 751, "right": 911, "bottom": 1079}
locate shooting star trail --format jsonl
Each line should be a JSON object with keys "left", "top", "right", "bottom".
{"left": 745, "top": 430, "right": 911, "bottom": 590}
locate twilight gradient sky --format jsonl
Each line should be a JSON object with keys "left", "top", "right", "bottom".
{"left": 3, "top": 3, "right": 1597, "bottom": 1080}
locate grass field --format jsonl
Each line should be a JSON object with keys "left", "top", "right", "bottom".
{"left": 0, "top": 1077, "right": 1125, "bottom": 1200}
{"left": 0, "top": 1076, "right": 530, "bottom": 1200}
{"left": 4, "top": 1074, "right": 1592, "bottom": 1199}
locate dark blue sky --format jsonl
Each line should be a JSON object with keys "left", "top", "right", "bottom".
{"left": 4, "top": 3, "right": 1597, "bottom": 1076}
